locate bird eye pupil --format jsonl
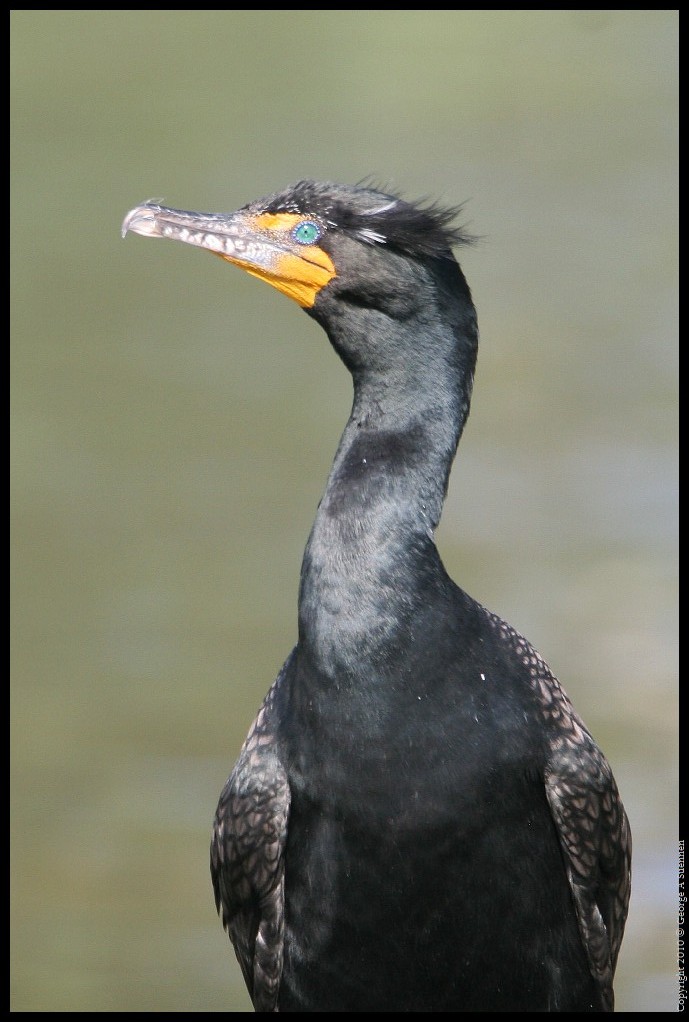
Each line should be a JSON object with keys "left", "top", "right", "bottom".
{"left": 293, "top": 221, "right": 321, "bottom": 245}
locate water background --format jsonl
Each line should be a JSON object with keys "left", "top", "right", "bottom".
{"left": 11, "top": 10, "right": 678, "bottom": 1011}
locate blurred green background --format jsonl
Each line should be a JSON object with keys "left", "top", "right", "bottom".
{"left": 11, "top": 10, "right": 677, "bottom": 1012}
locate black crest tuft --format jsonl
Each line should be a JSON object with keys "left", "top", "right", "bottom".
{"left": 249, "top": 179, "right": 476, "bottom": 261}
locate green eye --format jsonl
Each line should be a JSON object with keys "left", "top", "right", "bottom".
{"left": 293, "top": 221, "right": 321, "bottom": 245}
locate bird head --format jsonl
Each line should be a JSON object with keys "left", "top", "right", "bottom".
{"left": 122, "top": 179, "right": 478, "bottom": 380}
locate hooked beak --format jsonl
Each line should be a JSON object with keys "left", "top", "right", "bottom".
{"left": 122, "top": 201, "right": 336, "bottom": 308}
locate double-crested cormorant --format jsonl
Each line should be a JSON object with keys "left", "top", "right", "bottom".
{"left": 122, "top": 180, "right": 631, "bottom": 1013}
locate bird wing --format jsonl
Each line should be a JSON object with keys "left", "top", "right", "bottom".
{"left": 210, "top": 658, "right": 292, "bottom": 1012}
{"left": 544, "top": 715, "right": 632, "bottom": 1011}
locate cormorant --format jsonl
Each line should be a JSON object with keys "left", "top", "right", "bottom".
{"left": 122, "top": 180, "right": 631, "bottom": 1012}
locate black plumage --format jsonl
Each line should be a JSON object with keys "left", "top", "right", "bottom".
{"left": 123, "top": 180, "right": 631, "bottom": 1012}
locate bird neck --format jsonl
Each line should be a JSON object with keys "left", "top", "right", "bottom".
{"left": 297, "top": 367, "right": 468, "bottom": 675}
